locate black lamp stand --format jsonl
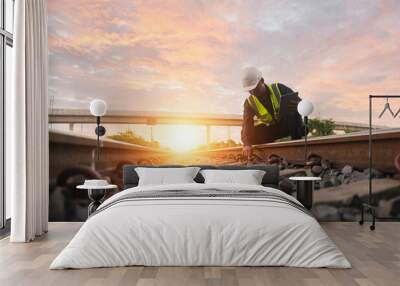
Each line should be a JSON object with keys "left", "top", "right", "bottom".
{"left": 304, "top": 116, "right": 308, "bottom": 163}
{"left": 95, "top": 116, "right": 106, "bottom": 161}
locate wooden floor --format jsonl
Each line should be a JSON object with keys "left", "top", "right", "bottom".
{"left": 0, "top": 222, "right": 399, "bottom": 286}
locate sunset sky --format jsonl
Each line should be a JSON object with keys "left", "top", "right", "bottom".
{"left": 48, "top": 0, "right": 400, "bottom": 127}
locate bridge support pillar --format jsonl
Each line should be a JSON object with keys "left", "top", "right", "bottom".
{"left": 206, "top": 125, "right": 211, "bottom": 146}
{"left": 150, "top": 126, "right": 154, "bottom": 142}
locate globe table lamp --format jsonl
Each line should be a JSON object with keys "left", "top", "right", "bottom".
{"left": 297, "top": 99, "right": 314, "bottom": 164}
{"left": 89, "top": 99, "right": 107, "bottom": 160}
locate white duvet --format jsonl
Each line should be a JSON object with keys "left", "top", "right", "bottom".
{"left": 50, "top": 183, "right": 351, "bottom": 269}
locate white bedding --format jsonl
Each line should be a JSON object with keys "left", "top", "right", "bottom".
{"left": 200, "top": 169, "right": 266, "bottom": 185}
{"left": 50, "top": 183, "right": 351, "bottom": 269}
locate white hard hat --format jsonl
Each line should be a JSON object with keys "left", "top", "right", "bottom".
{"left": 241, "top": 66, "right": 262, "bottom": 91}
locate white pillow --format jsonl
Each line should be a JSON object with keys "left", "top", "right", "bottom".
{"left": 135, "top": 167, "right": 200, "bottom": 186}
{"left": 200, "top": 169, "right": 266, "bottom": 185}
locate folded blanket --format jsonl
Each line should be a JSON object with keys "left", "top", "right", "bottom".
{"left": 92, "top": 188, "right": 311, "bottom": 218}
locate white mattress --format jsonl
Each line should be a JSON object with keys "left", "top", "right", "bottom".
{"left": 50, "top": 183, "right": 351, "bottom": 269}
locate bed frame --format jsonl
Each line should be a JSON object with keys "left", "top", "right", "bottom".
{"left": 123, "top": 164, "right": 280, "bottom": 190}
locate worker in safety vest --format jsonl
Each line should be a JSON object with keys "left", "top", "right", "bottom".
{"left": 241, "top": 67, "right": 305, "bottom": 158}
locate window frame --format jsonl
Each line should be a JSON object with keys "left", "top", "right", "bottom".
{"left": 0, "top": 0, "right": 13, "bottom": 231}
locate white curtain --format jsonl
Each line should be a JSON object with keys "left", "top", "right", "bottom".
{"left": 9, "top": 0, "right": 49, "bottom": 242}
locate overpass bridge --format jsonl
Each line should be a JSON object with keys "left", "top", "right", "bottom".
{"left": 49, "top": 109, "right": 387, "bottom": 143}
{"left": 49, "top": 109, "right": 243, "bottom": 126}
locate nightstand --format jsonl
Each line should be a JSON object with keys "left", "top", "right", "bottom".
{"left": 76, "top": 184, "right": 117, "bottom": 216}
{"left": 289, "top": 176, "right": 321, "bottom": 210}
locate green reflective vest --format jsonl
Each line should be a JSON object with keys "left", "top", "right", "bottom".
{"left": 246, "top": 83, "right": 282, "bottom": 126}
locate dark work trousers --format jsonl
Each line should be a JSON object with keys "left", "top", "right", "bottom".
{"left": 249, "top": 99, "right": 305, "bottom": 144}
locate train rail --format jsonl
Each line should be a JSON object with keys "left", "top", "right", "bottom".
{"left": 49, "top": 128, "right": 400, "bottom": 174}
{"left": 195, "top": 128, "right": 400, "bottom": 173}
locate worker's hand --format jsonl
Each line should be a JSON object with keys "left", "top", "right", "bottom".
{"left": 242, "top": 145, "right": 253, "bottom": 159}
{"left": 287, "top": 97, "right": 301, "bottom": 112}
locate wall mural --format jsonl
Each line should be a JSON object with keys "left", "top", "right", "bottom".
{"left": 47, "top": 1, "right": 400, "bottom": 222}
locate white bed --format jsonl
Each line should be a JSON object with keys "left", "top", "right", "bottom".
{"left": 50, "top": 183, "right": 351, "bottom": 269}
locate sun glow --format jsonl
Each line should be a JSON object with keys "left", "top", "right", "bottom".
{"left": 157, "top": 125, "right": 204, "bottom": 152}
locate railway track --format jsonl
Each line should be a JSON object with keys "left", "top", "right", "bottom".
{"left": 49, "top": 128, "right": 400, "bottom": 174}
{"left": 195, "top": 128, "right": 400, "bottom": 173}
{"left": 49, "top": 128, "right": 400, "bottom": 221}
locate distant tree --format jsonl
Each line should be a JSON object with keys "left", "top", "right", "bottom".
{"left": 343, "top": 128, "right": 353, "bottom": 134}
{"left": 107, "top": 129, "right": 160, "bottom": 148}
{"left": 308, "top": 118, "right": 335, "bottom": 137}
{"left": 197, "top": 139, "right": 241, "bottom": 150}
